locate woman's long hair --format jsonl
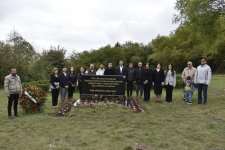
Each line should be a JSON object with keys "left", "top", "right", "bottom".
{"left": 165, "top": 64, "right": 175, "bottom": 76}
{"left": 52, "top": 68, "right": 59, "bottom": 75}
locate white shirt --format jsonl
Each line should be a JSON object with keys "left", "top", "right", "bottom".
{"left": 120, "top": 66, "right": 123, "bottom": 73}
{"left": 96, "top": 69, "right": 105, "bottom": 75}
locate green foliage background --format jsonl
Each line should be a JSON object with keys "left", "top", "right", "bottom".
{"left": 0, "top": 0, "right": 224, "bottom": 87}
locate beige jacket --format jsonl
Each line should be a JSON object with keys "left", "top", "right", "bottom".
{"left": 4, "top": 74, "right": 22, "bottom": 96}
{"left": 181, "top": 67, "right": 196, "bottom": 82}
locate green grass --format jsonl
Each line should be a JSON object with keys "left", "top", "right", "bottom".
{"left": 0, "top": 75, "right": 225, "bottom": 150}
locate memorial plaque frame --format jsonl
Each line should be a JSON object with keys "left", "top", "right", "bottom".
{"left": 80, "top": 75, "right": 126, "bottom": 102}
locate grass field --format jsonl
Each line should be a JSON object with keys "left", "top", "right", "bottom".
{"left": 0, "top": 75, "right": 225, "bottom": 150}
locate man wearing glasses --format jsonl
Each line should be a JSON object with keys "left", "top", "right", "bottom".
{"left": 181, "top": 61, "right": 196, "bottom": 103}
{"left": 194, "top": 58, "right": 212, "bottom": 105}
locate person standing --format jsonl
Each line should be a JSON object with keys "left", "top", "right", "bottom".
{"left": 184, "top": 76, "right": 194, "bottom": 104}
{"left": 68, "top": 67, "right": 77, "bottom": 99}
{"left": 4, "top": 68, "right": 22, "bottom": 119}
{"left": 85, "top": 63, "right": 96, "bottom": 75}
{"left": 50, "top": 68, "right": 60, "bottom": 107}
{"left": 126, "top": 63, "right": 135, "bottom": 98}
{"left": 194, "top": 58, "right": 212, "bottom": 105}
{"left": 96, "top": 64, "right": 105, "bottom": 75}
{"left": 143, "top": 62, "right": 153, "bottom": 102}
{"left": 134, "top": 62, "right": 144, "bottom": 97}
{"left": 181, "top": 61, "right": 196, "bottom": 102}
{"left": 59, "top": 67, "right": 69, "bottom": 101}
{"left": 77, "top": 67, "right": 85, "bottom": 95}
{"left": 153, "top": 63, "right": 165, "bottom": 103}
{"left": 165, "top": 64, "right": 176, "bottom": 103}
{"left": 116, "top": 60, "right": 127, "bottom": 76}
{"left": 104, "top": 62, "right": 116, "bottom": 75}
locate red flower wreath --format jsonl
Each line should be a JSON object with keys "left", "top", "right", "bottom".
{"left": 19, "top": 86, "right": 47, "bottom": 113}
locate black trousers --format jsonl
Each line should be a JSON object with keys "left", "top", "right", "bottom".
{"left": 51, "top": 89, "right": 59, "bottom": 106}
{"left": 166, "top": 84, "right": 173, "bottom": 102}
{"left": 68, "top": 86, "right": 75, "bottom": 99}
{"left": 127, "top": 81, "right": 133, "bottom": 98}
{"left": 8, "top": 94, "right": 19, "bottom": 116}
{"left": 143, "top": 83, "right": 151, "bottom": 101}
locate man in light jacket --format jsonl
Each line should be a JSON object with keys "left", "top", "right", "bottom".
{"left": 182, "top": 61, "right": 196, "bottom": 81}
{"left": 4, "top": 68, "right": 22, "bottom": 119}
{"left": 181, "top": 61, "right": 196, "bottom": 101}
{"left": 194, "top": 58, "right": 212, "bottom": 105}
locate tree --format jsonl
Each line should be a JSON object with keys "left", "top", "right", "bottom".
{"left": 33, "top": 46, "right": 67, "bottom": 80}
{"left": 1, "top": 30, "right": 36, "bottom": 82}
{"left": 150, "top": 0, "right": 225, "bottom": 72}
{"left": 69, "top": 42, "right": 153, "bottom": 71}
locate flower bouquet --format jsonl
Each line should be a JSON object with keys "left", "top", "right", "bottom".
{"left": 57, "top": 99, "right": 76, "bottom": 116}
{"left": 129, "top": 98, "right": 144, "bottom": 113}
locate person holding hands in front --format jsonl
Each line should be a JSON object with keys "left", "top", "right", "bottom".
{"left": 59, "top": 67, "right": 69, "bottom": 101}
{"left": 143, "top": 62, "right": 153, "bottom": 102}
{"left": 165, "top": 64, "right": 176, "bottom": 103}
{"left": 50, "top": 68, "right": 60, "bottom": 107}
{"left": 153, "top": 63, "right": 165, "bottom": 103}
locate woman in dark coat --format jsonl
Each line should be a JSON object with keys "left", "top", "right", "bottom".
{"left": 153, "top": 63, "right": 165, "bottom": 103}
{"left": 50, "top": 68, "right": 60, "bottom": 107}
{"left": 143, "top": 62, "right": 153, "bottom": 101}
{"left": 77, "top": 67, "right": 85, "bottom": 95}
{"left": 68, "top": 67, "right": 77, "bottom": 99}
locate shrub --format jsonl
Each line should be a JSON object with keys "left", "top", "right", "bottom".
{"left": 22, "top": 80, "right": 49, "bottom": 92}
{"left": 175, "top": 76, "right": 184, "bottom": 89}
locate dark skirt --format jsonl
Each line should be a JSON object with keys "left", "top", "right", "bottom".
{"left": 154, "top": 82, "right": 163, "bottom": 95}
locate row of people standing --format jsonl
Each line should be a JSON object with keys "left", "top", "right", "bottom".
{"left": 72, "top": 61, "right": 175, "bottom": 103}
{"left": 126, "top": 62, "right": 176, "bottom": 103}
{"left": 2, "top": 58, "right": 211, "bottom": 119}
{"left": 50, "top": 67, "right": 77, "bottom": 107}
{"left": 50, "top": 58, "right": 211, "bottom": 107}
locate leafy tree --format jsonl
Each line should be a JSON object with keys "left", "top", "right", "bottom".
{"left": 33, "top": 46, "right": 67, "bottom": 80}
{"left": 150, "top": 0, "right": 225, "bottom": 72}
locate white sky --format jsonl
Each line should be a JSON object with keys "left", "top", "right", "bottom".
{"left": 0, "top": 0, "right": 178, "bottom": 53}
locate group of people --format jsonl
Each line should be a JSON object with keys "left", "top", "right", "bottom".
{"left": 50, "top": 58, "right": 212, "bottom": 106}
{"left": 182, "top": 59, "right": 212, "bottom": 105}
{"left": 50, "top": 67, "right": 77, "bottom": 107}
{"left": 3, "top": 58, "right": 212, "bottom": 119}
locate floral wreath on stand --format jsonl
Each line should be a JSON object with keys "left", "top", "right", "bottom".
{"left": 19, "top": 86, "right": 47, "bottom": 113}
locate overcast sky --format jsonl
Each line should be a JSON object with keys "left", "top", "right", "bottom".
{"left": 0, "top": 0, "right": 178, "bottom": 53}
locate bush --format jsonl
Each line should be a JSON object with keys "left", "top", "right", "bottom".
{"left": 22, "top": 80, "right": 49, "bottom": 92}
{"left": 175, "top": 76, "right": 184, "bottom": 89}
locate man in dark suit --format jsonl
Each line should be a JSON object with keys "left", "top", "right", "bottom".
{"left": 59, "top": 67, "right": 69, "bottom": 101}
{"left": 134, "top": 62, "right": 144, "bottom": 97}
{"left": 115, "top": 60, "right": 127, "bottom": 76}
{"left": 104, "top": 63, "right": 116, "bottom": 75}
